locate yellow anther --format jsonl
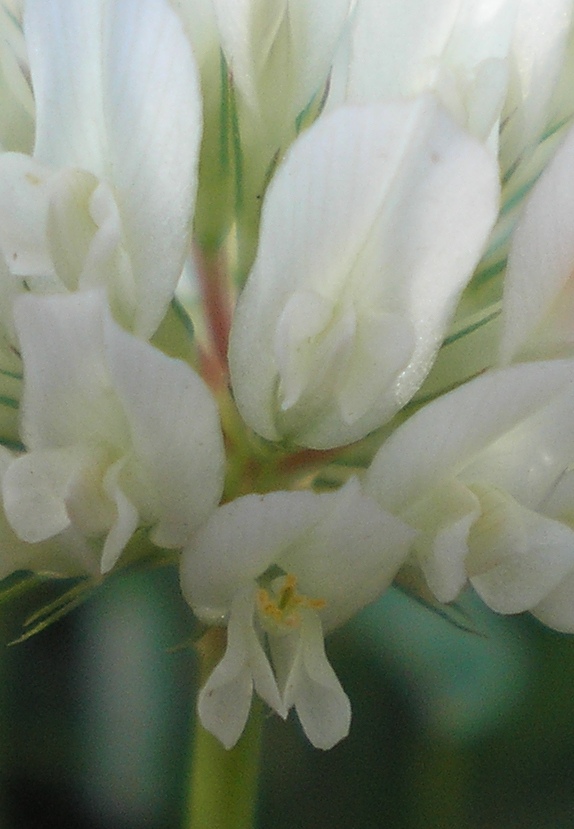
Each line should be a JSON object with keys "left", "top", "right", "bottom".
{"left": 257, "top": 573, "right": 326, "bottom": 630}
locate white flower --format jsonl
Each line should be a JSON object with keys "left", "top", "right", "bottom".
{"left": 338, "top": 0, "right": 518, "bottom": 148}
{"left": 0, "top": 0, "right": 202, "bottom": 338}
{"left": 365, "top": 359, "right": 574, "bottom": 632}
{"left": 180, "top": 479, "right": 414, "bottom": 749}
{"left": 229, "top": 93, "right": 499, "bottom": 449}
{"left": 211, "top": 0, "right": 352, "bottom": 137}
{"left": 2, "top": 291, "right": 225, "bottom": 574}
{"left": 337, "top": 0, "right": 574, "bottom": 169}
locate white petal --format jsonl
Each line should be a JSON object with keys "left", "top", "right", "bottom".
{"left": 25, "top": 0, "right": 203, "bottom": 337}
{"left": 278, "top": 611, "right": 350, "bottom": 750}
{"left": 198, "top": 626, "right": 255, "bottom": 751}
{"left": 13, "top": 292, "right": 128, "bottom": 450}
{"left": 0, "top": 447, "right": 94, "bottom": 578}
{"left": 347, "top": 0, "right": 459, "bottom": 102}
{"left": 274, "top": 289, "right": 348, "bottom": 412}
{"left": 24, "top": 0, "right": 106, "bottom": 171}
{"left": 279, "top": 478, "right": 415, "bottom": 632}
{"left": 105, "top": 317, "right": 224, "bottom": 548}
{"left": 100, "top": 459, "right": 140, "bottom": 574}
{"left": 2, "top": 447, "right": 85, "bottom": 542}
{"left": 347, "top": 0, "right": 516, "bottom": 142}
{"left": 199, "top": 656, "right": 254, "bottom": 750}
{"left": 462, "top": 406, "right": 574, "bottom": 515}
{"left": 468, "top": 484, "right": 574, "bottom": 614}
{"left": 46, "top": 171, "right": 137, "bottom": 328}
{"left": 103, "top": 0, "right": 202, "bottom": 336}
{"left": 15, "top": 290, "right": 223, "bottom": 558}
{"left": 198, "top": 588, "right": 284, "bottom": 749}
{"left": 47, "top": 168, "right": 102, "bottom": 293}
{"left": 404, "top": 478, "right": 481, "bottom": 603}
{"left": 0, "top": 153, "right": 57, "bottom": 278}
{"left": 230, "top": 94, "right": 499, "bottom": 448}
{"left": 181, "top": 491, "right": 320, "bottom": 620}
{"left": 366, "top": 360, "right": 574, "bottom": 514}
{"left": 171, "top": 0, "right": 220, "bottom": 69}
{"left": 500, "top": 123, "right": 574, "bottom": 362}
{"left": 500, "top": 0, "right": 574, "bottom": 174}
{"left": 335, "top": 310, "right": 414, "bottom": 425}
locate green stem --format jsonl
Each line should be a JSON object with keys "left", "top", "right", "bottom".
{"left": 184, "top": 629, "right": 264, "bottom": 829}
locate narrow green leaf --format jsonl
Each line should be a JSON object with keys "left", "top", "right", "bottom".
{"left": 0, "top": 367, "right": 22, "bottom": 381}
{"left": 0, "top": 396, "right": 18, "bottom": 410}
{"left": 471, "top": 259, "right": 507, "bottom": 288}
{"left": 442, "top": 308, "right": 501, "bottom": 347}
{"left": 219, "top": 50, "right": 231, "bottom": 174}
{"left": 501, "top": 180, "right": 537, "bottom": 217}
{"left": 0, "top": 573, "right": 43, "bottom": 607}
{"left": 229, "top": 76, "right": 243, "bottom": 213}
{"left": 10, "top": 591, "right": 91, "bottom": 644}
{"left": 22, "top": 578, "right": 95, "bottom": 628}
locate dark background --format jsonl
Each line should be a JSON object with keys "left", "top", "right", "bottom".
{"left": 3, "top": 568, "right": 574, "bottom": 829}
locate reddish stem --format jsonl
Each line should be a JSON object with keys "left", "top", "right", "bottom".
{"left": 278, "top": 447, "right": 341, "bottom": 475}
{"left": 194, "top": 244, "right": 233, "bottom": 382}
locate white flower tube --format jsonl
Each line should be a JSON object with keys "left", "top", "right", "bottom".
{"left": 2, "top": 291, "right": 225, "bottom": 574}
{"left": 365, "top": 359, "right": 574, "bottom": 632}
{"left": 229, "top": 94, "right": 499, "bottom": 449}
{"left": 180, "top": 479, "right": 414, "bottom": 749}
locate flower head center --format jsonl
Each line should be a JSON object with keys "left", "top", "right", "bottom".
{"left": 257, "top": 573, "right": 326, "bottom": 631}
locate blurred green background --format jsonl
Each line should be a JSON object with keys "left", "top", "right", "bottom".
{"left": 2, "top": 568, "right": 574, "bottom": 829}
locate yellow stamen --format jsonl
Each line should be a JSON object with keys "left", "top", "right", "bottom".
{"left": 257, "top": 573, "right": 326, "bottom": 630}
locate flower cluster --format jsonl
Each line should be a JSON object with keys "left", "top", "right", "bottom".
{"left": 1, "top": 0, "right": 574, "bottom": 751}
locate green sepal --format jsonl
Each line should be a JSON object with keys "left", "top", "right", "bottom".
{"left": 9, "top": 576, "right": 99, "bottom": 644}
